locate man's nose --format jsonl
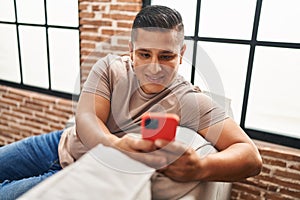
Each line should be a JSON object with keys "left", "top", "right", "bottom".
{"left": 149, "top": 57, "right": 162, "bottom": 74}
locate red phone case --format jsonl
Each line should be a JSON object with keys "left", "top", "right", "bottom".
{"left": 141, "top": 112, "right": 179, "bottom": 141}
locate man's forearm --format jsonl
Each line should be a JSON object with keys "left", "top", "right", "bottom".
{"left": 75, "top": 113, "right": 119, "bottom": 150}
{"left": 196, "top": 142, "right": 262, "bottom": 182}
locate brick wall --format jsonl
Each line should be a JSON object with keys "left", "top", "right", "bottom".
{"left": 0, "top": 0, "right": 300, "bottom": 199}
{"left": 0, "top": 85, "right": 75, "bottom": 145}
{"left": 79, "top": 0, "right": 142, "bottom": 85}
{"left": 231, "top": 141, "right": 300, "bottom": 200}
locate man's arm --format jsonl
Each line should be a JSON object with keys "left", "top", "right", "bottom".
{"left": 75, "top": 92, "right": 162, "bottom": 165}
{"left": 196, "top": 118, "right": 262, "bottom": 181}
{"left": 156, "top": 118, "right": 262, "bottom": 182}
{"left": 75, "top": 92, "right": 117, "bottom": 149}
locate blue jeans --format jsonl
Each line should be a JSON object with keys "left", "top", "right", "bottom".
{"left": 0, "top": 130, "right": 63, "bottom": 200}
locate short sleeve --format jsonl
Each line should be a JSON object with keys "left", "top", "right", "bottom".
{"left": 82, "top": 54, "right": 118, "bottom": 100}
{"left": 180, "top": 92, "right": 228, "bottom": 131}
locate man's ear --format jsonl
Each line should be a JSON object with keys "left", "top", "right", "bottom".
{"left": 179, "top": 44, "right": 186, "bottom": 64}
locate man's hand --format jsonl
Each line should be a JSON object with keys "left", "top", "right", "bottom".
{"left": 112, "top": 135, "right": 169, "bottom": 169}
{"left": 114, "top": 135, "right": 203, "bottom": 182}
{"left": 155, "top": 139, "right": 203, "bottom": 182}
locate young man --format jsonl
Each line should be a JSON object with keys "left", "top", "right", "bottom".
{"left": 0, "top": 5, "right": 262, "bottom": 199}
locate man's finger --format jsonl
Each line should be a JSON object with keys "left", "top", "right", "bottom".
{"left": 127, "top": 151, "right": 168, "bottom": 169}
{"left": 154, "top": 139, "right": 188, "bottom": 155}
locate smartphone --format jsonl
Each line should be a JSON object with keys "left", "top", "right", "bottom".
{"left": 141, "top": 112, "right": 179, "bottom": 141}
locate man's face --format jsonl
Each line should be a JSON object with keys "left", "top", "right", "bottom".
{"left": 130, "top": 29, "right": 186, "bottom": 94}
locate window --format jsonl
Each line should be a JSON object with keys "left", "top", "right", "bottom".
{"left": 0, "top": 0, "right": 80, "bottom": 98}
{"left": 148, "top": 0, "right": 300, "bottom": 148}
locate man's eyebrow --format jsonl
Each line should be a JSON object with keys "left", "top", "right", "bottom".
{"left": 135, "top": 48, "right": 150, "bottom": 52}
{"left": 160, "top": 50, "right": 176, "bottom": 54}
{"left": 135, "top": 48, "right": 176, "bottom": 54}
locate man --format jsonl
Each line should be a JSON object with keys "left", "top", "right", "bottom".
{"left": 0, "top": 5, "right": 262, "bottom": 200}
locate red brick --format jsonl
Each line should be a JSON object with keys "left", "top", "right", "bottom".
{"left": 42, "top": 126, "right": 53, "bottom": 133}
{"left": 240, "top": 177, "right": 277, "bottom": 191}
{"left": 102, "top": 13, "right": 135, "bottom": 21}
{"left": 25, "top": 98, "right": 51, "bottom": 108}
{"left": 264, "top": 193, "right": 295, "bottom": 200}
{"left": 274, "top": 169, "right": 300, "bottom": 180}
{"left": 20, "top": 121, "right": 41, "bottom": 130}
{"left": 80, "top": 49, "right": 93, "bottom": 56}
{"left": 0, "top": 134, "right": 15, "bottom": 145}
{"left": 79, "top": 12, "right": 95, "bottom": 18}
{"left": 1, "top": 114, "right": 20, "bottom": 124}
{"left": 0, "top": 85, "right": 8, "bottom": 93}
{"left": 6, "top": 87, "right": 32, "bottom": 98}
{"left": 0, "top": 124, "right": 19, "bottom": 135}
{"left": 48, "top": 122, "right": 65, "bottom": 130}
{"left": 80, "top": 35, "right": 109, "bottom": 42}
{"left": 290, "top": 163, "right": 300, "bottom": 171}
{"left": 2, "top": 110, "right": 24, "bottom": 120}
{"left": 79, "top": 4, "right": 89, "bottom": 11}
{"left": 44, "top": 109, "right": 70, "bottom": 120}
{"left": 12, "top": 107, "right": 34, "bottom": 118}
{"left": 231, "top": 183, "right": 261, "bottom": 196}
{"left": 230, "top": 190, "right": 239, "bottom": 199}
{"left": 35, "top": 112, "right": 62, "bottom": 124}
{"left": 117, "top": 21, "right": 132, "bottom": 29}
{"left": 80, "top": 27, "right": 99, "bottom": 33}
{"left": 9, "top": 122, "right": 32, "bottom": 134}
{"left": 117, "top": 0, "right": 141, "bottom": 3}
{"left": 31, "top": 95, "right": 57, "bottom": 104}
{"left": 263, "top": 157, "right": 287, "bottom": 168}
{"left": 239, "top": 192, "right": 260, "bottom": 200}
{"left": 110, "top": 4, "right": 141, "bottom": 12}
{"left": 81, "top": 42, "right": 97, "bottom": 49}
{"left": 57, "top": 98, "right": 74, "bottom": 107}
{"left": 52, "top": 105, "right": 74, "bottom": 115}
{"left": 101, "top": 29, "right": 115, "bottom": 35}
{"left": 279, "top": 188, "right": 300, "bottom": 199}
{"left": 91, "top": 5, "right": 101, "bottom": 11}
{"left": 259, "top": 174, "right": 300, "bottom": 190}
{"left": 0, "top": 103, "right": 10, "bottom": 110}
{"left": 80, "top": 19, "right": 112, "bottom": 26}
{"left": 24, "top": 115, "right": 46, "bottom": 124}
{"left": 0, "top": 98, "right": 19, "bottom": 107}
{"left": 261, "top": 166, "right": 271, "bottom": 174}
{"left": 259, "top": 147, "right": 300, "bottom": 162}
{"left": 276, "top": 152, "right": 300, "bottom": 162}
{"left": 2, "top": 93, "right": 25, "bottom": 102}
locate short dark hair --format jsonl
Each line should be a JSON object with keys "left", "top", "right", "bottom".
{"left": 131, "top": 5, "right": 184, "bottom": 44}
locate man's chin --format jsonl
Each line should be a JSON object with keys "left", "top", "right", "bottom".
{"left": 141, "top": 84, "right": 165, "bottom": 94}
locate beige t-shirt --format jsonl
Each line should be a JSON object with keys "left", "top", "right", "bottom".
{"left": 58, "top": 54, "right": 227, "bottom": 168}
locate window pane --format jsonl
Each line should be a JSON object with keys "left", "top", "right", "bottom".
{"left": 194, "top": 42, "right": 250, "bottom": 122}
{"left": 48, "top": 28, "right": 80, "bottom": 94}
{"left": 47, "top": 0, "right": 79, "bottom": 27}
{"left": 199, "top": 0, "right": 256, "bottom": 40}
{"left": 178, "top": 40, "right": 193, "bottom": 82}
{"left": 19, "top": 26, "right": 48, "bottom": 88}
{"left": 0, "top": 0, "right": 15, "bottom": 22}
{"left": 257, "top": 0, "right": 300, "bottom": 43}
{"left": 151, "top": 0, "right": 197, "bottom": 36}
{"left": 16, "top": 0, "right": 45, "bottom": 24}
{"left": 0, "top": 24, "right": 20, "bottom": 82}
{"left": 246, "top": 46, "right": 300, "bottom": 139}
